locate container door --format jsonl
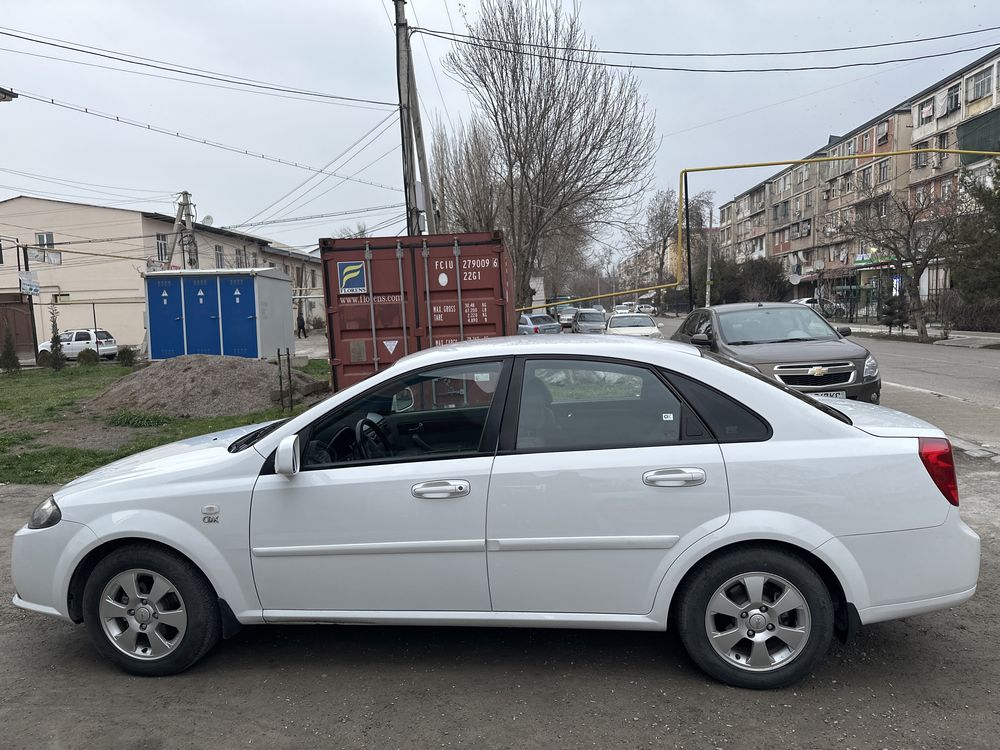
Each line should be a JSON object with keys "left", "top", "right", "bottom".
{"left": 182, "top": 276, "right": 221, "bottom": 355}
{"left": 219, "top": 274, "right": 258, "bottom": 358}
{"left": 146, "top": 276, "right": 185, "bottom": 360}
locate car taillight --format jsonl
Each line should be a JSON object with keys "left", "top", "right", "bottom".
{"left": 918, "top": 437, "right": 959, "bottom": 506}
{"left": 533, "top": 326, "right": 540, "bottom": 333}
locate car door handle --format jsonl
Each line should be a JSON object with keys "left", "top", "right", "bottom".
{"left": 643, "top": 468, "right": 707, "bottom": 487}
{"left": 411, "top": 480, "right": 470, "bottom": 499}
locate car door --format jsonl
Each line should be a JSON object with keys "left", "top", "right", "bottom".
{"left": 250, "top": 358, "right": 510, "bottom": 614}
{"left": 486, "top": 357, "right": 730, "bottom": 615}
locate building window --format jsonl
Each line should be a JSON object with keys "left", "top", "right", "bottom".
{"left": 967, "top": 67, "right": 992, "bottom": 102}
{"left": 860, "top": 167, "right": 872, "bottom": 189}
{"left": 251, "top": 252, "right": 258, "bottom": 267}
{"left": 215, "top": 244, "right": 225, "bottom": 267}
{"left": 876, "top": 120, "right": 889, "bottom": 145}
{"left": 782, "top": 228, "right": 789, "bottom": 242}
{"left": 878, "top": 159, "right": 890, "bottom": 183}
{"left": 938, "top": 131, "right": 949, "bottom": 159}
{"left": 791, "top": 223, "right": 800, "bottom": 239}
{"left": 236, "top": 247, "right": 247, "bottom": 267}
{"left": 805, "top": 191, "right": 813, "bottom": 208}
{"left": 801, "top": 219, "right": 811, "bottom": 236}
{"left": 845, "top": 140, "right": 856, "bottom": 156}
{"left": 941, "top": 178, "right": 952, "bottom": 201}
{"left": 793, "top": 197, "right": 801, "bottom": 214}
{"left": 155, "top": 233, "right": 168, "bottom": 262}
{"left": 946, "top": 84, "right": 961, "bottom": 113}
{"left": 918, "top": 98, "right": 935, "bottom": 126}
{"left": 915, "top": 185, "right": 928, "bottom": 206}
{"left": 310, "top": 268, "right": 316, "bottom": 289}
{"left": 772, "top": 205, "right": 779, "bottom": 221}
{"left": 774, "top": 232, "right": 780, "bottom": 248}
{"left": 914, "top": 142, "right": 930, "bottom": 168}
{"left": 862, "top": 132, "right": 871, "bottom": 152}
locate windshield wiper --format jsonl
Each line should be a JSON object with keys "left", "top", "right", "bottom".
{"left": 228, "top": 419, "right": 289, "bottom": 453}
{"left": 726, "top": 340, "right": 759, "bottom": 345}
{"left": 765, "top": 337, "right": 816, "bottom": 343}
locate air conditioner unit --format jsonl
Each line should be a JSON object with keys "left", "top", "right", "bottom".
{"left": 821, "top": 190, "right": 830, "bottom": 200}
{"left": 931, "top": 153, "right": 941, "bottom": 169}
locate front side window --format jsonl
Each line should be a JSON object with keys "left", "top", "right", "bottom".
{"left": 300, "top": 360, "right": 505, "bottom": 468}
{"left": 515, "top": 359, "right": 683, "bottom": 451}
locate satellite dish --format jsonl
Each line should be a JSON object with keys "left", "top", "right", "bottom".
{"left": 202, "top": 215, "right": 214, "bottom": 227}
{"left": 788, "top": 273, "right": 802, "bottom": 285}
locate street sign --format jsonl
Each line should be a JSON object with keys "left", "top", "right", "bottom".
{"left": 18, "top": 271, "right": 39, "bottom": 295}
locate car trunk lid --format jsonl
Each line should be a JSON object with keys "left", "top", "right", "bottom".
{"left": 817, "top": 397, "right": 945, "bottom": 438}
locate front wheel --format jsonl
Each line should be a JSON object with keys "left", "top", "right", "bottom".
{"left": 676, "top": 547, "right": 834, "bottom": 689}
{"left": 83, "top": 544, "right": 220, "bottom": 676}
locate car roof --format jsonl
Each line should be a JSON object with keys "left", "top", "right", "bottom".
{"left": 701, "top": 302, "right": 808, "bottom": 313}
{"left": 395, "top": 334, "right": 699, "bottom": 369}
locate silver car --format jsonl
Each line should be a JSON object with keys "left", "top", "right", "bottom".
{"left": 571, "top": 309, "right": 607, "bottom": 334}
{"left": 518, "top": 314, "right": 561, "bottom": 335}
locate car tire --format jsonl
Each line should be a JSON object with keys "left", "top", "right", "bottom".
{"left": 83, "top": 544, "right": 220, "bottom": 676}
{"left": 676, "top": 547, "right": 834, "bottom": 689}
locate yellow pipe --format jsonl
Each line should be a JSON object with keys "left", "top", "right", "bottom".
{"left": 515, "top": 282, "right": 684, "bottom": 313}
{"left": 677, "top": 148, "right": 1000, "bottom": 301}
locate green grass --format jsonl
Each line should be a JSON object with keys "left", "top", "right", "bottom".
{"left": 0, "top": 366, "right": 133, "bottom": 422}
{"left": 295, "top": 358, "right": 330, "bottom": 382}
{"left": 106, "top": 410, "right": 173, "bottom": 428}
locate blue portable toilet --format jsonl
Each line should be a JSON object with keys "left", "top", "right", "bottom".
{"left": 144, "top": 268, "right": 293, "bottom": 360}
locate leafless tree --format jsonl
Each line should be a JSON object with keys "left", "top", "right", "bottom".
{"left": 437, "top": 0, "right": 656, "bottom": 304}
{"left": 841, "top": 185, "right": 958, "bottom": 342}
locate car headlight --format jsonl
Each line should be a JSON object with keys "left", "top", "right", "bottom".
{"left": 28, "top": 495, "right": 62, "bottom": 529}
{"left": 864, "top": 354, "right": 879, "bottom": 379}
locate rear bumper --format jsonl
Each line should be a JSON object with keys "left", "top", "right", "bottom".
{"left": 819, "top": 509, "right": 980, "bottom": 625}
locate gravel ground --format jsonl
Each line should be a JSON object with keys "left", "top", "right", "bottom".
{"left": 0, "top": 454, "right": 997, "bottom": 749}
{"left": 88, "top": 355, "right": 321, "bottom": 418}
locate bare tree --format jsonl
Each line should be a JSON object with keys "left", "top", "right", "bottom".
{"left": 841, "top": 186, "right": 958, "bottom": 341}
{"left": 431, "top": 118, "right": 503, "bottom": 234}
{"left": 439, "top": 0, "right": 656, "bottom": 304}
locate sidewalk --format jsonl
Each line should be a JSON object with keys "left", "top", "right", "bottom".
{"left": 843, "top": 322, "right": 1000, "bottom": 348}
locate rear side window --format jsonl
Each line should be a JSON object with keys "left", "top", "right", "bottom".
{"left": 95, "top": 330, "right": 113, "bottom": 340}
{"left": 74, "top": 331, "right": 91, "bottom": 342}
{"left": 665, "top": 371, "right": 772, "bottom": 443}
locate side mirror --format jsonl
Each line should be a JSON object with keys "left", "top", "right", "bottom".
{"left": 690, "top": 333, "right": 712, "bottom": 346}
{"left": 275, "top": 434, "right": 300, "bottom": 476}
{"left": 657, "top": 323, "right": 664, "bottom": 328}
{"left": 837, "top": 326, "right": 852, "bottom": 337}
{"left": 392, "top": 386, "right": 415, "bottom": 413}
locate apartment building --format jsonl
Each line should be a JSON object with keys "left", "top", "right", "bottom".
{"left": 717, "top": 45, "right": 1000, "bottom": 306}
{"left": 0, "top": 196, "right": 321, "bottom": 356}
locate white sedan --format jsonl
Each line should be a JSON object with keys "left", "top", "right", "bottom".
{"left": 11, "top": 336, "right": 979, "bottom": 688}
{"left": 606, "top": 313, "right": 663, "bottom": 338}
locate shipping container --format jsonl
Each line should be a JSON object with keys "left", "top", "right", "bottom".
{"left": 320, "top": 231, "right": 515, "bottom": 391}
{"left": 144, "top": 268, "right": 292, "bottom": 360}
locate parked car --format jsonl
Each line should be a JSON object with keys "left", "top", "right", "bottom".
{"left": 636, "top": 303, "right": 658, "bottom": 315}
{"left": 12, "top": 336, "right": 979, "bottom": 688}
{"left": 672, "top": 302, "right": 880, "bottom": 403}
{"left": 590, "top": 304, "right": 607, "bottom": 317}
{"left": 606, "top": 313, "right": 663, "bottom": 339}
{"left": 518, "top": 314, "right": 561, "bottom": 335}
{"left": 571, "top": 309, "right": 607, "bottom": 334}
{"left": 612, "top": 304, "right": 631, "bottom": 314}
{"left": 37, "top": 329, "right": 117, "bottom": 360}
{"left": 556, "top": 307, "right": 579, "bottom": 328}
{"left": 790, "top": 297, "right": 847, "bottom": 319}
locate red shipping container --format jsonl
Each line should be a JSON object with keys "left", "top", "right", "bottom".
{"left": 320, "top": 231, "right": 516, "bottom": 391}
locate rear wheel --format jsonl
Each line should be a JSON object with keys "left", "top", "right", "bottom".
{"left": 676, "top": 547, "right": 834, "bottom": 689}
{"left": 83, "top": 544, "right": 220, "bottom": 676}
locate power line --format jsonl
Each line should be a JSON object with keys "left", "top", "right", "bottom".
{"left": 0, "top": 167, "right": 171, "bottom": 195}
{"left": 410, "top": 3, "right": 454, "bottom": 130}
{"left": 240, "top": 110, "right": 399, "bottom": 226}
{"left": 225, "top": 203, "right": 407, "bottom": 230}
{"left": 415, "top": 23, "right": 1000, "bottom": 59}
{"left": 0, "top": 45, "right": 397, "bottom": 112}
{"left": 12, "top": 89, "right": 403, "bottom": 192}
{"left": 0, "top": 26, "right": 397, "bottom": 106}
{"left": 414, "top": 29, "right": 1000, "bottom": 74}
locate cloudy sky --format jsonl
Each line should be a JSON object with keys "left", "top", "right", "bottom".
{"left": 1, "top": 0, "right": 996, "bottom": 258}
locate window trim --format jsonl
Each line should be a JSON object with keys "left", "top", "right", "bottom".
{"left": 291, "top": 356, "right": 513, "bottom": 472}
{"left": 497, "top": 354, "right": 714, "bottom": 455}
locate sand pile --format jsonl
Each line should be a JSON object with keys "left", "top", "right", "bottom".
{"left": 89, "top": 355, "right": 324, "bottom": 418}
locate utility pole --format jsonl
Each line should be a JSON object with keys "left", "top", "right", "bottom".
{"left": 165, "top": 191, "right": 197, "bottom": 269}
{"left": 408, "top": 40, "right": 437, "bottom": 234}
{"left": 395, "top": 0, "right": 420, "bottom": 236}
{"left": 705, "top": 202, "right": 714, "bottom": 307}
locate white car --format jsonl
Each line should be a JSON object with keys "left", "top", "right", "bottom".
{"left": 38, "top": 328, "right": 117, "bottom": 360}
{"left": 11, "top": 336, "right": 979, "bottom": 688}
{"left": 606, "top": 313, "right": 663, "bottom": 338}
{"left": 637, "top": 304, "right": 658, "bottom": 315}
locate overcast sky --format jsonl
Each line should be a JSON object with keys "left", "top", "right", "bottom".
{"left": 1, "top": 0, "right": 997, "bottom": 259}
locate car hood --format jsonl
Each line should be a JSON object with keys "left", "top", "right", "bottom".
{"left": 723, "top": 337, "right": 868, "bottom": 363}
{"left": 57, "top": 421, "right": 274, "bottom": 495}
{"left": 816, "top": 398, "right": 944, "bottom": 438}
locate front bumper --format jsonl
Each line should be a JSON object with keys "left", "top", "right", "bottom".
{"left": 11, "top": 519, "right": 98, "bottom": 622}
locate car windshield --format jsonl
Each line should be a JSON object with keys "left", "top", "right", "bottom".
{"left": 717, "top": 307, "right": 837, "bottom": 345}
{"left": 578, "top": 312, "right": 604, "bottom": 322}
{"left": 609, "top": 315, "right": 654, "bottom": 328}
{"left": 529, "top": 315, "right": 556, "bottom": 325}
{"left": 704, "top": 352, "right": 852, "bottom": 425}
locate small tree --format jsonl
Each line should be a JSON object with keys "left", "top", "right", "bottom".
{"left": 47, "top": 302, "right": 66, "bottom": 371}
{"left": 878, "top": 291, "right": 907, "bottom": 335}
{"left": 950, "top": 161, "right": 1000, "bottom": 303}
{"left": 0, "top": 326, "right": 20, "bottom": 375}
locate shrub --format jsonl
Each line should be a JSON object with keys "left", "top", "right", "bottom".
{"left": 117, "top": 346, "right": 137, "bottom": 367}
{"left": 35, "top": 349, "right": 52, "bottom": 367}
{"left": 0, "top": 327, "right": 20, "bottom": 375}
{"left": 309, "top": 315, "right": 327, "bottom": 331}
{"left": 76, "top": 348, "right": 100, "bottom": 366}
{"left": 47, "top": 303, "right": 66, "bottom": 371}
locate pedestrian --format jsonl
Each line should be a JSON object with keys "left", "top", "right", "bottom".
{"left": 296, "top": 309, "right": 307, "bottom": 338}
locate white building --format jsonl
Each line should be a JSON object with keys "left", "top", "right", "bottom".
{"left": 0, "top": 196, "right": 323, "bottom": 354}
